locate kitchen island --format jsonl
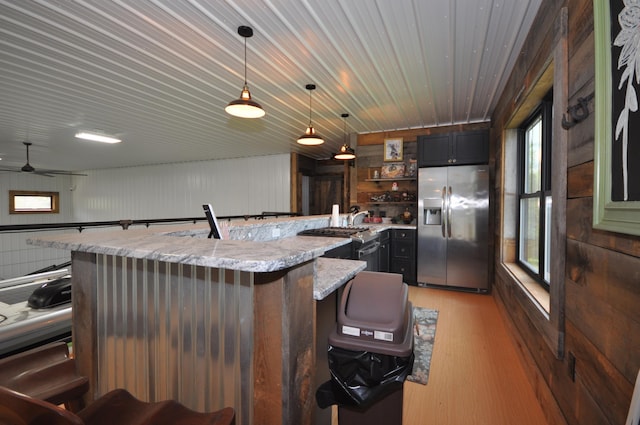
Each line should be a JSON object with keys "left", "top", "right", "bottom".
{"left": 27, "top": 216, "right": 372, "bottom": 425}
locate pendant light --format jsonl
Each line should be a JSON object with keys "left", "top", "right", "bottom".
{"left": 225, "top": 26, "right": 265, "bottom": 119}
{"left": 334, "top": 113, "right": 356, "bottom": 160}
{"left": 297, "top": 84, "right": 324, "bottom": 145}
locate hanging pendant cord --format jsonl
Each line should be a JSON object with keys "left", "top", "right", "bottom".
{"left": 344, "top": 115, "right": 347, "bottom": 143}
{"left": 243, "top": 37, "right": 248, "bottom": 86}
{"left": 308, "top": 90, "right": 313, "bottom": 126}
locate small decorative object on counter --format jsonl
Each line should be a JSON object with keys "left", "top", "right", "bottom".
{"left": 373, "top": 170, "right": 380, "bottom": 179}
{"left": 369, "top": 192, "right": 389, "bottom": 202}
{"left": 402, "top": 207, "right": 413, "bottom": 224}
{"left": 381, "top": 163, "right": 405, "bottom": 178}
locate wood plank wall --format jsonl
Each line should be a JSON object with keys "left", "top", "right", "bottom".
{"left": 492, "top": 0, "right": 640, "bottom": 424}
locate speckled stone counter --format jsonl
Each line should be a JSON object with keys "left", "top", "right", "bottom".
{"left": 26, "top": 218, "right": 413, "bottom": 295}
{"left": 314, "top": 257, "right": 366, "bottom": 300}
{"left": 28, "top": 223, "right": 351, "bottom": 273}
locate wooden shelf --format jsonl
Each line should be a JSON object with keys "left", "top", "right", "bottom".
{"left": 366, "top": 201, "right": 415, "bottom": 205}
{"left": 365, "top": 177, "right": 416, "bottom": 182}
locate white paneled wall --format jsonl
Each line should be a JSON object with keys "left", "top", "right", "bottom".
{"left": 0, "top": 154, "right": 291, "bottom": 278}
{"left": 72, "top": 154, "right": 290, "bottom": 220}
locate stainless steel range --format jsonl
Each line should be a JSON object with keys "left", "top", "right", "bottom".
{"left": 298, "top": 227, "right": 380, "bottom": 271}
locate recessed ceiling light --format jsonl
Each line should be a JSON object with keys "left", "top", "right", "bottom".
{"left": 75, "top": 131, "right": 122, "bottom": 144}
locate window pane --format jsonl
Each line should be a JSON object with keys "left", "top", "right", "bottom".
{"left": 544, "top": 195, "right": 552, "bottom": 284}
{"left": 519, "top": 197, "right": 540, "bottom": 273}
{"left": 14, "top": 195, "right": 52, "bottom": 211}
{"left": 524, "top": 116, "right": 542, "bottom": 194}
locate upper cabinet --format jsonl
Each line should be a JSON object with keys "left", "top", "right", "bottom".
{"left": 417, "top": 130, "right": 489, "bottom": 167}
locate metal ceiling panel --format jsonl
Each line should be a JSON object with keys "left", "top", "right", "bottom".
{"left": 0, "top": 0, "right": 542, "bottom": 172}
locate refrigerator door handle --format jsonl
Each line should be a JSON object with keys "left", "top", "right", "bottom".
{"left": 447, "top": 186, "right": 452, "bottom": 238}
{"left": 441, "top": 186, "right": 447, "bottom": 238}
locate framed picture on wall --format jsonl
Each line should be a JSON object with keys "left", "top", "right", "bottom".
{"left": 384, "top": 138, "right": 403, "bottom": 162}
{"left": 593, "top": 0, "right": 640, "bottom": 236}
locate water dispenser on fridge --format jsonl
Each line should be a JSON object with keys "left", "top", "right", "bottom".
{"left": 423, "top": 199, "right": 442, "bottom": 225}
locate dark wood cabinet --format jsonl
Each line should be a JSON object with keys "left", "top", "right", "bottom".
{"left": 418, "top": 130, "right": 489, "bottom": 167}
{"left": 417, "top": 134, "right": 450, "bottom": 167}
{"left": 378, "top": 230, "right": 390, "bottom": 272}
{"left": 390, "top": 228, "right": 416, "bottom": 285}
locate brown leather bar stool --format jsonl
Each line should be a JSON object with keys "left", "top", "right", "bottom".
{"left": 0, "top": 341, "right": 89, "bottom": 411}
{"left": 0, "top": 386, "right": 236, "bottom": 425}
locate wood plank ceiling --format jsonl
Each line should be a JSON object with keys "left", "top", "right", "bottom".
{"left": 0, "top": 0, "right": 541, "bottom": 172}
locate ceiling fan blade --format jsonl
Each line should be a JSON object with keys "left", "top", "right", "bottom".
{"left": 32, "top": 171, "right": 56, "bottom": 177}
{"left": 37, "top": 169, "right": 88, "bottom": 176}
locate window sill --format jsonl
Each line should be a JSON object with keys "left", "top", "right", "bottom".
{"left": 502, "top": 262, "right": 550, "bottom": 316}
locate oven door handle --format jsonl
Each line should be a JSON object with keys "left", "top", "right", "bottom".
{"left": 356, "top": 241, "right": 380, "bottom": 259}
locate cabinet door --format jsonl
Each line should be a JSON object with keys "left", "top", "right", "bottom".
{"left": 390, "top": 259, "right": 416, "bottom": 285}
{"left": 378, "top": 230, "right": 390, "bottom": 272}
{"left": 451, "top": 130, "right": 489, "bottom": 165}
{"left": 390, "top": 229, "right": 416, "bottom": 284}
{"left": 391, "top": 240, "right": 414, "bottom": 259}
{"left": 417, "top": 134, "right": 450, "bottom": 167}
{"left": 391, "top": 229, "right": 415, "bottom": 243}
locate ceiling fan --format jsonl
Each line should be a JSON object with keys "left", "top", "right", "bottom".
{"left": 0, "top": 142, "right": 87, "bottom": 177}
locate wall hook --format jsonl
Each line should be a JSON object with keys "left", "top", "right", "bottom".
{"left": 562, "top": 92, "right": 595, "bottom": 129}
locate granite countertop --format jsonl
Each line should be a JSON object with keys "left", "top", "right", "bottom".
{"left": 366, "top": 223, "right": 416, "bottom": 231}
{"left": 27, "top": 224, "right": 352, "bottom": 273}
{"left": 314, "top": 258, "right": 366, "bottom": 301}
{"left": 26, "top": 217, "right": 416, "bottom": 300}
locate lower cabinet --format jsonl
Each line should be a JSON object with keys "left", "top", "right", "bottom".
{"left": 378, "top": 230, "right": 390, "bottom": 272}
{"left": 390, "top": 229, "right": 416, "bottom": 285}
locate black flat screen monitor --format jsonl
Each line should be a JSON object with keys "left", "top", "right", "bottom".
{"left": 203, "top": 204, "right": 223, "bottom": 239}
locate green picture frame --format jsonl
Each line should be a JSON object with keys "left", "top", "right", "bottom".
{"left": 593, "top": 0, "right": 640, "bottom": 236}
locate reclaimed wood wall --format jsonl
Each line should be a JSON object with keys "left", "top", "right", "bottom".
{"left": 492, "top": 0, "right": 640, "bottom": 424}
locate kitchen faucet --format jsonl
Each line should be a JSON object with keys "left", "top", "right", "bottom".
{"left": 348, "top": 209, "right": 369, "bottom": 226}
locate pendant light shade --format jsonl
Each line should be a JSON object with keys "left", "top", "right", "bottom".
{"left": 335, "top": 144, "right": 356, "bottom": 160}
{"left": 225, "top": 26, "right": 265, "bottom": 119}
{"left": 297, "top": 84, "right": 324, "bottom": 145}
{"left": 334, "top": 113, "right": 356, "bottom": 160}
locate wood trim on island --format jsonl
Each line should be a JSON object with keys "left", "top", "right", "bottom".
{"left": 253, "top": 264, "right": 315, "bottom": 425}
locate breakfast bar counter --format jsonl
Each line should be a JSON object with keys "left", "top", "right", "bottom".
{"left": 27, "top": 217, "right": 359, "bottom": 425}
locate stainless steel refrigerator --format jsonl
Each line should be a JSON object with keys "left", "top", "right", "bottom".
{"left": 417, "top": 165, "right": 489, "bottom": 291}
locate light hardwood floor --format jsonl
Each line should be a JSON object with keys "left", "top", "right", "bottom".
{"left": 333, "top": 286, "right": 549, "bottom": 425}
